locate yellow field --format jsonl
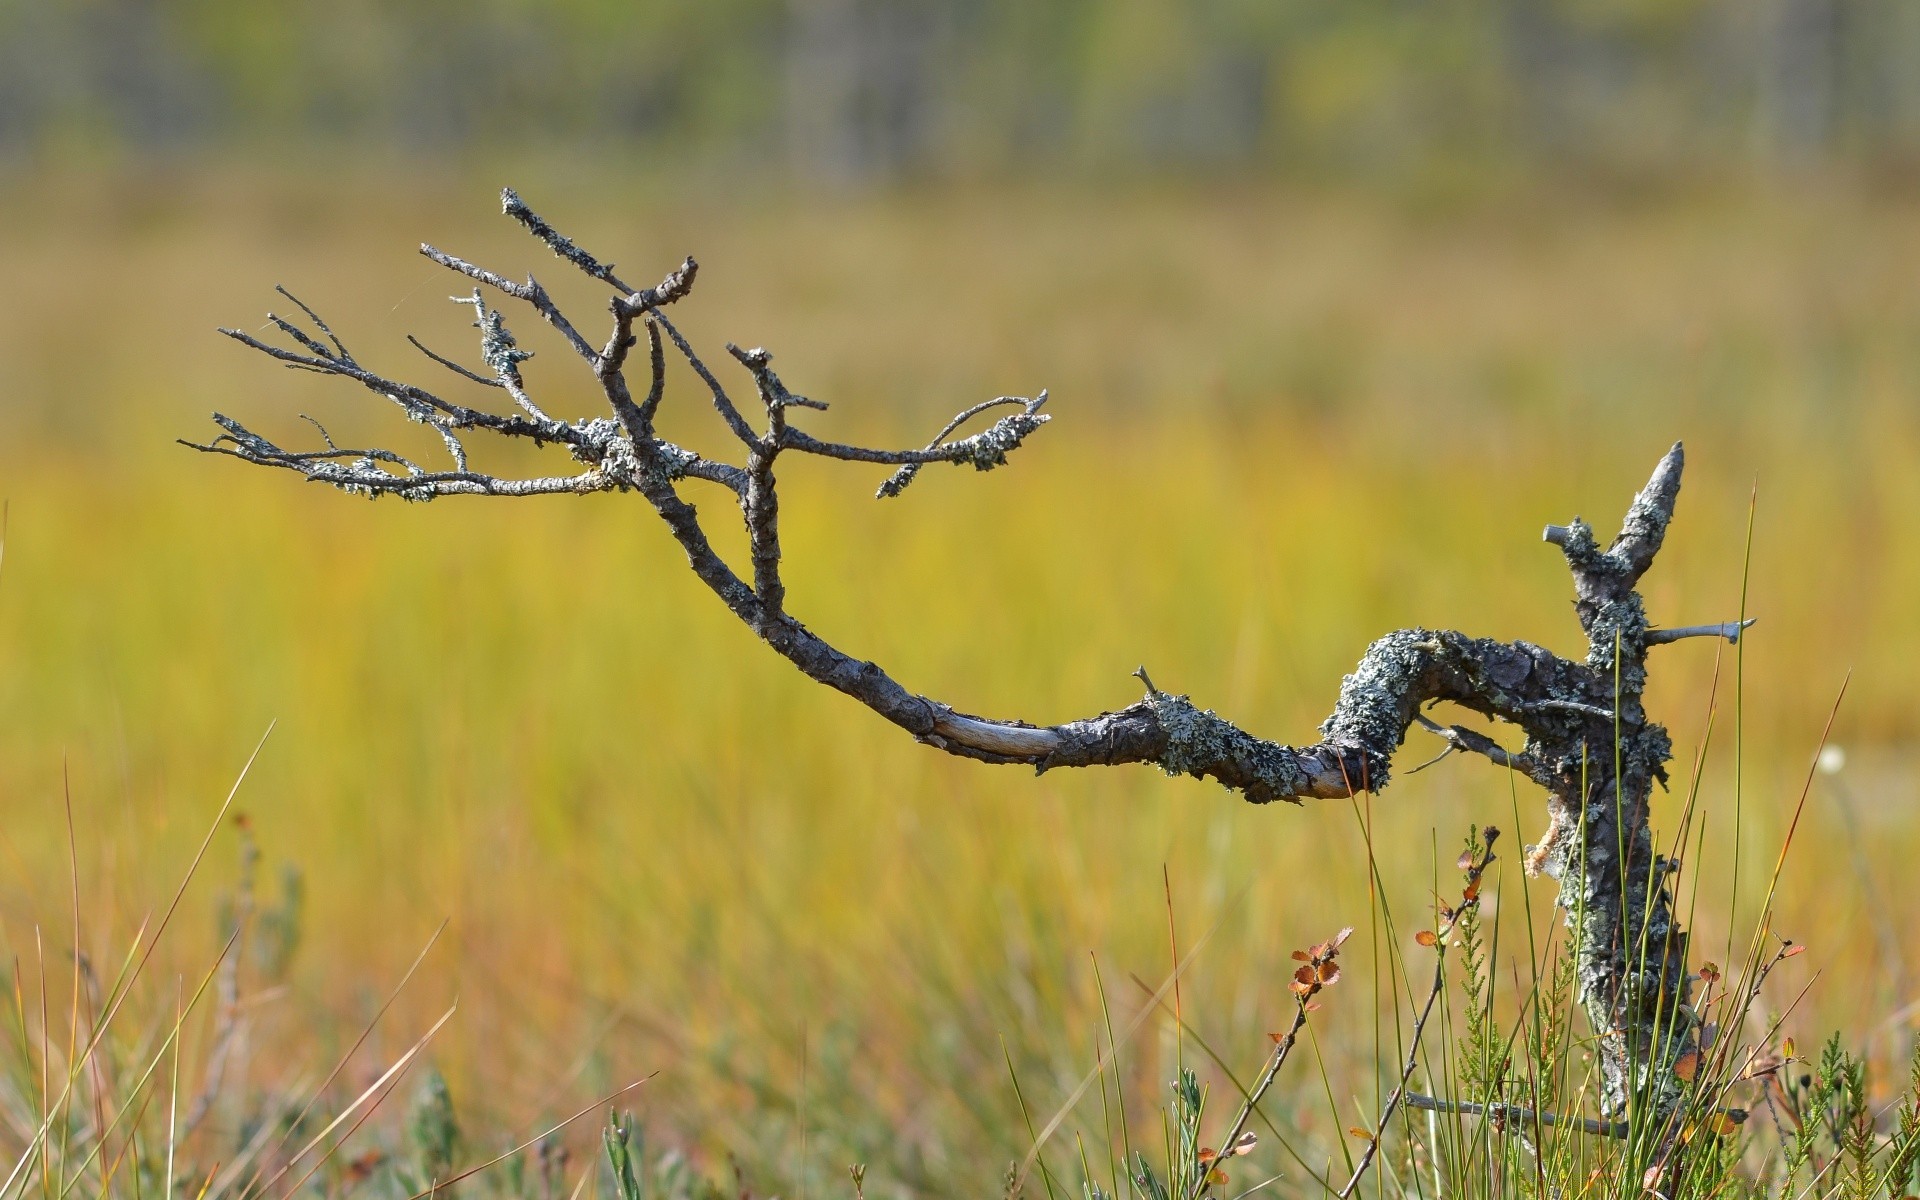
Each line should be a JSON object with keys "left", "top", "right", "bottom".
{"left": 1, "top": 167, "right": 1917, "bottom": 1193}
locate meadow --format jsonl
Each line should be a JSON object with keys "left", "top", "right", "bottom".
{"left": 0, "top": 166, "right": 1917, "bottom": 1197}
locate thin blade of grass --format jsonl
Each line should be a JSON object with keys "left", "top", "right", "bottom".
{"left": 399, "top": 1074, "right": 657, "bottom": 1199}
{"left": 268, "top": 1001, "right": 458, "bottom": 1193}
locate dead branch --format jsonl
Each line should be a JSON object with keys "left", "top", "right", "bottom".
{"left": 192, "top": 186, "right": 1738, "bottom": 1119}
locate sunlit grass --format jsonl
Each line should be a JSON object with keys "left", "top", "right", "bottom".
{"left": 0, "top": 165, "right": 1916, "bottom": 1194}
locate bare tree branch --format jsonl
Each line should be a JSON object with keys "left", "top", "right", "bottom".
{"left": 1412, "top": 713, "right": 1537, "bottom": 776}
{"left": 408, "top": 335, "right": 505, "bottom": 389}
{"left": 650, "top": 309, "right": 759, "bottom": 447}
{"left": 193, "top": 187, "right": 1720, "bottom": 1122}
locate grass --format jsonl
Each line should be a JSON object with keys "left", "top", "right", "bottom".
{"left": 0, "top": 164, "right": 1917, "bottom": 1196}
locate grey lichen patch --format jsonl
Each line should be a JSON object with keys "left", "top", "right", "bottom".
{"left": 651, "top": 441, "right": 697, "bottom": 482}
{"left": 875, "top": 412, "right": 1050, "bottom": 499}
{"left": 1145, "top": 690, "right": 1311, "bottom": 803}
{"left": 1555, "top": 518, "right": 1627, "bottom": 582}
{"left": 1584, "top": 594, "right": 1649, "bottom": 693}
{"left": 570, "top": 417, "right": 694, "bottom": 489}
{"left": 875, "top": 463, "right": 923, "bottom": 499}
{"left": 305, "top": 458, "right": 435, "bottom": 503}
{"left": 454, "top": 289, "right": 532, "bottom": 383}
{"left": 960, "top": 412, "right": 1047, "bottom": 470}
{"left": 1317, "top": 628, "right": 1443, "bottom": 788}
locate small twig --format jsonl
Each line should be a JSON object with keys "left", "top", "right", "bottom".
{"left": 407, "top": 336, "right": 504, "bottom": 388}
{"left": 275, "top": 286, "right": 351, "bottom": 360}
{"left": 1645, "top": 619, "right": 1756, "bottom": 646}
{"left": 418, "top": 244, "right": 599, "bottom": 364}
{"left": 1529, "top": 698, "right": 1617, "bottom": 721}
{"left": 650, "top": 310, "right": 760, "bottom": 447}
{"left": 615, "top": 257, "right": 699, "bottom": 315}
{"left": 1402, "top": 1094, "right": 1634, "bottom": 1138}
{"left": 267, "top": 312, "right": 338, "bottom": 362}
{"left": 1337, "top": 955, "right": 1446, "bottom": 1198}
{"left": 1183, "top": 1003, "right": 1309, "bottom": 1200}
{"left": 1412, "top": 713, "right": 1532, "bottom": 772}
{"left": 501, "top": 186, "right": 634, "bottom": 294}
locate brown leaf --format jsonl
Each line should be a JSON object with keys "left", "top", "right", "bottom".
{"left": 1229, "top": 1132, "right": 1257, "bottom": 1156}
{"left": 1457, "top": 849, "right": 1474, "bottom": 871}
{"left": 1783, "top": 944, "right": 1807, "bottom": 959}
{"left": 1707, "top": 1113, "right": 1740, "bottom": 1136}
{"left": 1698, "top": 961, "right": 1721, "bottom": 983}
{"left": 1294, "top": 965, "right": 1317, "bottom": 989}
{"left": 1318, "top": 961, "right": 1341, "bottom": 985}
{"left": 1462, "top": 876, "right": 1483, "bottom": 903}
{"left": 1198, "top": 1148, "right": 1218, "bottom": 1164}
{"left": 1673, "top": 1051, "right": 1698, "bottom": 1081}
{"left": 1207, "top": 1168, "right": 1229, "bottom": 1187}
{"left": 1290, "top": 950, "right": 1310, "bottom": 962}
{"left": 1415, "top": 930, "right": 1439, "bottom": 947}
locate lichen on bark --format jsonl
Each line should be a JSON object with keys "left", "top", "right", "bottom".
{"left": 194, "top": 188, "right": 1728, "bottom": 1128}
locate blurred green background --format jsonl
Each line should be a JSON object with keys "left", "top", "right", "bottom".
{"left": 2, "top": 4, "right": 1918, "bottom": 1197}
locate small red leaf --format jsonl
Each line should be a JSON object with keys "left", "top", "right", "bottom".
{"left": 1415, "top": 930, "right": 1439, "bottom": 947}
{"left": 1782, "top": 944, "right": 1807, "bottom": 959}
{"left": 1673, "top": 1051, "right": 1698, "bottom": 1081}
{"left": 1318, "top": 961, "right": 1341, "bottom": 985}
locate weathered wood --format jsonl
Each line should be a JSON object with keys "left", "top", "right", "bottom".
{"left": 190, "top": 186, "right": 1744, "bottom": 1119}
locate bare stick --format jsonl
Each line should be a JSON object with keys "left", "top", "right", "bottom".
{"left": 1646, "top": 620, "right": 1756, "bottom": 646}
{"left": 1338, "top": 956, "right": 1446, "bottom": 1199}
{"left": 408, "top": 335, "right": 505, "bottom": 389}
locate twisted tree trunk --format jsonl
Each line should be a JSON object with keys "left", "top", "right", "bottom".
{"left": 190, "top": 188, "right": 1743, "bottom": 1119}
